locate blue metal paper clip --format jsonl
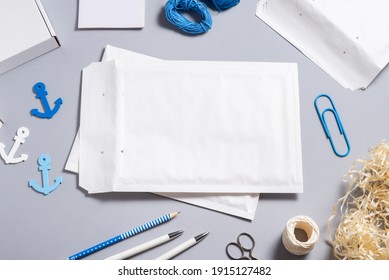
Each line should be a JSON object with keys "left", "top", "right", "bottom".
{"left": 314, "top": 94, "right": 350, "bottom": 157}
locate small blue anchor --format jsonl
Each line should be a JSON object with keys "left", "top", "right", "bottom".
{"left": 28, "top": 154, "right": 63, "bottom": 195}
{"left": 30, "top": 82, "right": 63, "bottom": 119}
{"left": 0, "top": 127, "right": 29, "bottom": 164}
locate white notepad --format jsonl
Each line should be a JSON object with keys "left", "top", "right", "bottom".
{"left": 78, "top": 0, "right": 145, "bottom": 29}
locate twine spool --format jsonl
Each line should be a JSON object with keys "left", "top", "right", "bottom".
{"left": 165, "top": 0, "right": 212, "bottom": 35}
{"left": 282, "top": 215, "right": 320, "bottom": 256}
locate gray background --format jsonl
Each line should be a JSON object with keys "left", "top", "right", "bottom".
{"left": 0, "top": 0, "right": 388, "bottom": 260}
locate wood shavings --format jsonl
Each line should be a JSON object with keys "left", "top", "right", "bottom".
{"left": 328, "top": 141, "right": 389, "bottom": 260}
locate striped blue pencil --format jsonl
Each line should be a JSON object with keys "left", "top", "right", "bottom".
{"left": 68, "top": 212, "right": 179, "bottom": 260}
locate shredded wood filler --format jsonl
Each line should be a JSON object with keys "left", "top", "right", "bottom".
{"left": 328, "top": 141, "right": 389, "bottom": 260}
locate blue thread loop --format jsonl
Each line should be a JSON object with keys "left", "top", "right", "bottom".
{"left": 208, "top": 0, "right": 240, "bottom": 11}
{"left": 165, "top": 0, "right": 212, "bottom": 35}
{"left": 314, "top": 94, "right": 350, "bottom": 157}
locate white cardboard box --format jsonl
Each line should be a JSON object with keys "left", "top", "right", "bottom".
{"left": 0, "top": 0, "right": 60, "bottom": 75}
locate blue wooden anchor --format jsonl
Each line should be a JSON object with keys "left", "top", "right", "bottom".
{"left": 28, "top": 154, "right": 63, "bottom": 195}
{"left": 30, "top": 82, "right": 63, "bottom": 119}
{"left": 0, "top": 127, "right": 29, "bottom": 164}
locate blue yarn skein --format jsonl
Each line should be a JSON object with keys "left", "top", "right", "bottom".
{"left": 208, "top": 0, "right": 240, "bottom": 11}
{"left": 165, "top": 0, "right": 212, "bottom": 35}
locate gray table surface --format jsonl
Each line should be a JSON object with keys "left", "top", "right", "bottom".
{"left": 1, "top": 0, "right": 388, "bottom": 260}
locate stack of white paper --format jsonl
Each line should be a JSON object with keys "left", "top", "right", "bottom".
{"left": 256, "top": 0, "right": 389, "bottom": 91}
{"left": 66, "top": 45, "right": 303, "bottom": 220}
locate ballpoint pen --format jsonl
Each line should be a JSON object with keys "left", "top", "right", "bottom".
{"left": 106, "top": 230, "right": 184, "bottom": 260}
{"left": 156, "top": 231, "right": 209, "bottom": 260}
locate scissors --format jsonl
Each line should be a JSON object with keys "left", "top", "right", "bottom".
{"left": 225, "top": 232, "right": 257, "bottom": 260}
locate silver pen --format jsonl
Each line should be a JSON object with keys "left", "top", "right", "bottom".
{"left": 156, "top": 232, "right": 209, "bottom": 260}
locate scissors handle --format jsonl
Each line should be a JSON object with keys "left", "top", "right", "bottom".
{"left": 226, "top": 232, "right": 257, "bottom": 260}
{"left": 226, "top": 242, "right": 246, "bottom": 260}
{"left": 237, "top": 233, "right": 255, "bottom": 249}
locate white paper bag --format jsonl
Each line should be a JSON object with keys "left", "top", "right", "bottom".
{"left": 256, "top": 0, "right": 389, "bottom": 90}
{"left": 78, "top": 53, "right": 303, "bottom": 194}
{"left": 66, "top": 46, "right": 303, "bottom": 219}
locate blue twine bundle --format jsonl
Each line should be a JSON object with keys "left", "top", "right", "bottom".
{"left": 165, "top": 0, "right": 212, "bottom": 35}
{"left": 208, "top": 0, "right": 240, "bottom": 11}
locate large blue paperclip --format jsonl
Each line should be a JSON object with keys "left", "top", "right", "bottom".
{"left": 314, "top": 94, "right": 350, "bottom": 157}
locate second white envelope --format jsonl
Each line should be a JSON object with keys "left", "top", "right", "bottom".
{"left": 78, "top": 53, "right": 303, "bottom": 194}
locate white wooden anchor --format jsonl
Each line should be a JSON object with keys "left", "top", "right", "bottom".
{"left": 0, "top": 127, "right": 29, "bottom": 164}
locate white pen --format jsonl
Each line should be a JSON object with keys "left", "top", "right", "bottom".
{"left": 105, "top": 230, "right": 184, "bottom": 260}
{"left": 156, "top": 232, "right": 210, "bottom": 260}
